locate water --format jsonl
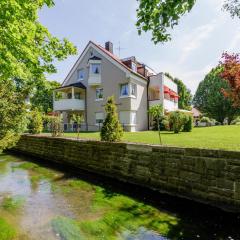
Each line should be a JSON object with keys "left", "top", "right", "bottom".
{"left": 0, "top": 153, "right": 239, "bottom": 240}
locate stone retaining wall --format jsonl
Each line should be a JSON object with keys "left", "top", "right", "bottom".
{"left": 13, "top": 135, "right": 240, "bottom": 212}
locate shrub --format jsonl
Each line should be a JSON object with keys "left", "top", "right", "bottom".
{"left": 231, "top": 116, "right": 240, "bottom": 125}
{"left": 48, "top": 115, "right": 63, "bottom": 137}
{"left": 101, "top": 96, "right": 123, "bottom": 142}
{"left": 183, "top": 114, "right": 193, "bottom": 132}
{"left": 28, "top": 109, "right": 43, "bottom": 134}
{"left": 199, "top": 117, "right": 211, "bottom": 123}
{"left": 169, "top": 111, "right": 185, "bottom": 133}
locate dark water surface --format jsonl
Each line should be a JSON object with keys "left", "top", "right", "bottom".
{"left": 0, "top": 153, "right": 239, "bottom": 240}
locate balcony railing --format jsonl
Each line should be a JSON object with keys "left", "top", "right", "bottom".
{"left": 53, "top": 98, "right": 85, "bottom": 111}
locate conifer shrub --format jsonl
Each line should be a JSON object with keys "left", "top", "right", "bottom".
{"left": 100, "top": 96, "right": 123, "bottom": 142}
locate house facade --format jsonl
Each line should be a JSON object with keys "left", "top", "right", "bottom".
{"left": 53, "top": 41, "right": 179, "bottom": 132}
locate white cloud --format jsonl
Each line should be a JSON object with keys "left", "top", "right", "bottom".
{"left": 178, "top": 20, "right": 218, "bottom": 64}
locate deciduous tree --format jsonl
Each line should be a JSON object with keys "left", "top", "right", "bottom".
{"left": 0, "top": 0, "right": 76, "bottom": 150}
{"left": 136, "top": 0, "right": 240, "bottom": 43}
{"left": 219, "top": 52, "right": 240, "bottom": 107}
{"left": 193, "top": 67, "right": 239, "bottom": 124}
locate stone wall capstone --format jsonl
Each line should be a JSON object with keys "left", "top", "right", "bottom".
{"left": 12, "top": 135, "right": 240, "bottom": 212}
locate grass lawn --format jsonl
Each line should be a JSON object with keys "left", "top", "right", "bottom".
{"left": 43, "top": 125, "right": 240, "bottom": 151}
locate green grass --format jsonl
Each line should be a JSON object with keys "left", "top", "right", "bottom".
{"left": 0, "top": 218, "right": 16, "bottom": 240}
{"left": 43, "top": 125, "right": 240, "bottom": 151}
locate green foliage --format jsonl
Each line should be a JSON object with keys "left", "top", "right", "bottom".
{"left": 165, "top": 73, "right": 192, "bottom": 110}
{"left": 0, "top": 0, "right": 76, "bottom": 150}
{"left": 48, "top": 115, "right": 63, "bottom": 137}
{"left": 71, "top": 114, "right": 84, "bottom": 139}
{"left": 149, "top": 104, "right": 163, "bottom": 144}
{"left": 0, "top": 218, "right": 16, "bottom": 240}
{"left": 136, "top": 0, "right": 196, "bottom": 43}
{"left": 27, "top": 109, "right": 43, "bottom": 134}
{"left": 0, "top": 80, "right": 27, "bottom": 151}
{"left": 1, "top": 196, "right": 25, "bottom": 212}
{"left": 31, "top": 80, "right": 60, "bottom": 113}
{"left": 100, "top": 96, "right": 123, "bottom": 142}
{"left": 52, "top": 216, "right": 84, "bottom": 240}
{"left": 136, "top": 0, "right": 240, "bottom": 43}
{"left": 231, "top": 116, "right": 240, "bottom": 125}
{"left": 169, "top": 111, "right": 186, "bottom": 133}
{"left": 193, "top": 67, "right": 240, "bottom": 124}
{"left": 199, "top": 117, "right": 211, "bottom": 124}
{"left": 183, "top": 115, "right": 193, "bottom": 132}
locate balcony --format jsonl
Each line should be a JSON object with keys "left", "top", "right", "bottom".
{"left": 54, "top": 98, "right": 85, "bottom": 111}
{"left": 53, "top": 83, "right": 86, "bottom": 112}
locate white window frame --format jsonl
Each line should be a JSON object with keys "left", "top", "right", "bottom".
{"left": 96, "top": 88, "right": 103, "bottom": 101}
{"left": 91, "top": 63, "right": 101, "bottom": 75}
{"left": 95, "top": 112, "right": 104, "bottom": 124}
{"left": 120, "top": 83, "right": 137, "bottom": 98}
{"left": 77, "top": 69, "right": 84, "bottom": 81}
{"left": 131, "top": 62, "right": 137, "bottom": 72}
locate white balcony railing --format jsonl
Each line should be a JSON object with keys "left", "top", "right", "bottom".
{"left": 53, "top": 99, "right": 85, "bottom": 111}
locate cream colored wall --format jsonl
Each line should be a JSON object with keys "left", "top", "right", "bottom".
{"left": 63, "top": 46, "right": 148, "bottom": 131}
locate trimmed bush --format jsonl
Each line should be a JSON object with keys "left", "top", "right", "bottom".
{"left": 28, "top": 109, "right": 43, "bottom": 134}
{"left": 183, "top": 114, "right": 193, "bottom": 132}
{"left": 101, "top": 96, "right": 123, "bottom": 142}
{"left": 169, "top": 111, "right": 185, "bottom": 133}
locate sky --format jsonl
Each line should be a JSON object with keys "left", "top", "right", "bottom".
{"left": 39, "top": 0, "right": 240, "bottom": 93}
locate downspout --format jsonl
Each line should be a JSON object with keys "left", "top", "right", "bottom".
{"left": 85, "top": 88, "right": 88, "bottom": 131}
{"left": 145, "top": 65, "right": 150, "bottom": 130}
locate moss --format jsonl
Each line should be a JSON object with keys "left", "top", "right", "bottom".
{"left": 79, "top": 186, "right": 180, "bottom": 239}
{"left": 51, "top": 216, "right": 84, "bottom": 240}
{"left": 0, "top": 217, "right": 16, "bottom": 240}
{"left": 1, "top": 196, "right": 25, "bottom": 212}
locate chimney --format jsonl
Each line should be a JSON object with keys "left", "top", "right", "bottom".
{"left": 105, "top": 41, "right": 113, "bottom": 54}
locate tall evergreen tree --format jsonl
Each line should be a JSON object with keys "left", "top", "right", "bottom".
{"left": 101, "top": 96, "right": 123, "bottom": 142}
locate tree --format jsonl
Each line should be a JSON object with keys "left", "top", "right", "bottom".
{"left": 0, "top": 80, "right": 27, "bottom": 151}
{"left": 71, "top": 114, "right": 84, "bottom": 140}
{"left": 101, "top": 96, "right": 123, "bottom": 142}
{"left": 0, "top": 0, "right": 76, "bottom": 150}
{"left": 136, "top": 0, "right": 240, "bottom": 43}
{"left": 31, "top": 80, "right": 61, "bottom": 113}
{"left": 149, "top": 104, "right": 163, "bottom": 144}
{"left": 165, "top": 73, "right": 192, "bottom": 110}
{"left": 219, "top": 52, "right": 240, "bottom": 107}
{"left": 28, "top": 109, "right": 43, "bottom": 134}
{"left": 193, "top": 67, "right": 239, "bottom": 124}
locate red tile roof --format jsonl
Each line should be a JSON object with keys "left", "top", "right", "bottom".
{"left": 91, "top": 41, "right": 148, "bottom": 81}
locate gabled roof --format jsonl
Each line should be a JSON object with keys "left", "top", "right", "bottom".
{"left": 93, "top": 42, "right": 148, "bottom": 81}
{"left": 62, "top": 41, "right": 148, "bottom": 86}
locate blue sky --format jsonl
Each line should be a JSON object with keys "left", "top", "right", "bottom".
{"left": 39, "top": 0, "right": 240, "bottom": 93}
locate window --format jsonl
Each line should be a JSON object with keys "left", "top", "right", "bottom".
{"left": 96, "top": 88, "right": 103, "bottom": 100}
{"left": 77, "top": 69, "right": 84, "bottom": 81}
{"left": 120, "top": 84, "right": 129, "bottom": 96}
{"left": 91, "top": 64, "right": 101, "bottom": 74}
{"left": 95, "top": 112, "right": 104, "bottom": 124}
{"left": 74, "top": 92, "right": 81, "bottom": 99}
{"left": 131, "top": 62, "right": 137, "bottom": 72}
{"left": 130, "top": 83, "right": 136, "bottom": 97}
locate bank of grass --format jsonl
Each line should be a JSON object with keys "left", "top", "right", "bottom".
{"left": 45, "top": 125, "right": 240, "bottom": 151}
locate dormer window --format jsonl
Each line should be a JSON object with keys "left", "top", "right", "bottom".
{"left": 77, "top": 69, "right": 84, "bottom": 81}
{"left": 131, "top": 62, "right": 137, "bottom": 72}
{"left": 91, "top": 63, "right": 101, "bottom": 74}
